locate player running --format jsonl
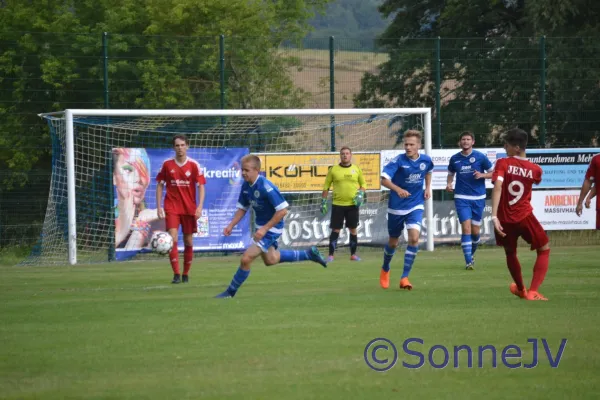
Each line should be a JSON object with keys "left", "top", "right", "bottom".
{"left": 491, "top": 128, "right": 550, "bottom": 301}
{"left": 156, "top": 134, "right": 206, "bottom": 284}
{"left": 215, "top": 155, "right": 328, "bottom": 299}
{"left": 379, "top": 130, "right": 434, "bottom": 291}
{"left": 576, "top": 153, "right": 600, "bottom": 229}
{"left": 446, "top": 131, "right": 494, "bottom": 270}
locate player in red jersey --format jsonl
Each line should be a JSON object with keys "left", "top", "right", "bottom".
{"left": 156, "top": 135, "right": 206, "bottom": 284}
{"left": 491, "top": 128, "right": 550, "bottom": 301}
{"left": 576, "top": 153, "right": 600, "bottom": 229}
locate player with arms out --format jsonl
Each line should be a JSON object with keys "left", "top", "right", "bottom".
{"left": 156, "top": 134, "right": 206, "bottom": 284}
{"left": 379, "top": 130, "right": 433, "bottom": 291}
{"left": 446, "top": 131, "right": 494, "bottom": 270}
{"left": 215, "top": 155, "right": 328, "bottom": 299}
{"left": 321, "top": 146, "right": 367, "bottom": 262}
{"left": 575, "top": 153, "right": 600, "bottom": 229}
{"left": 491, "top": 128, "right": 550, "bottom": 301}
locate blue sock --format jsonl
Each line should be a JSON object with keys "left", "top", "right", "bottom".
{"left": 461, "top": 234, "right": 473, "bottom": 265}
{"left": 227, "top": 266, "right": 250, "bottom": 293}
{"left": 382, "top": 244, "right": 395, "bottom": 272}
{"left": 471, "top": 234, "right": 480, "bottom": 257}
{"left": 279, "top": 249, "right": 310, "bottom": 263}
{"left": 402, "top": 245, "right": 419, "bottom": 278}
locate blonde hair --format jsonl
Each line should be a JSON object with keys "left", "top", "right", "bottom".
{"left": 241, "top": 154, "right": 261, "bottom": 170}
{"left": 403, "top": 130, "right": 422, "bottom": 141}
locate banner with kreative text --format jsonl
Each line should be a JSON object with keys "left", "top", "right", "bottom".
{"left": 380, "top": 147, "right": 599, "bottom": 190}
{"left": 255, "top": 152, "right": 381, "bottom": 192}
{"left": 112, "top": 147, "right": 252, "bottom": 261}
{"left": 277, "top": 200, "right": 498, "bottom": 250}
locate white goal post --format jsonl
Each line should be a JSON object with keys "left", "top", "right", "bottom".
{"left": 41, "top": 108, "right": 434, "bottom": 265}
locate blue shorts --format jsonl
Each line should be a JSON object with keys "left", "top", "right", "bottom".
{"left": 253, "top": 231, "right": 280, "bottom": 253}
{"left": 388, "top": 209, "right": 424, "bottom": 238}
{"left": 455, "top": 198, "right": 486, "bottom": 225}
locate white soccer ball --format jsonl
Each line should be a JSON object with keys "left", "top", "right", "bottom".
{"left": 150, "top": 231, "right": 173, "bottom": 255}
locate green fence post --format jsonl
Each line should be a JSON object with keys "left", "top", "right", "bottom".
{"left": 435, "top": 37, "right": 442, "bottom": 149}
{"left": 329, "top": 36, "right": 335, "bottom": 152}
{"left": 219, "top": 35, "right": 226, "bottom": 126}
{"left": 103, "top": 32, "right": 114, "bottom": 261}
{"left": 103, "top": 32, "right": 109, "bottom": 108}
{"left": 539, "top": 36, "right": 546, "bottom": 147}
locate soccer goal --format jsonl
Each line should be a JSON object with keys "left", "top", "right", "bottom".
{"left": 32, "top": 108, "right": 433, "bottom": 266}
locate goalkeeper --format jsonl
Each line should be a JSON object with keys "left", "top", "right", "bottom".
{"left": 321, "top": 146, "right": 367, "bottom": 262}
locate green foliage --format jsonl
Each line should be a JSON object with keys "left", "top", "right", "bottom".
{"left": 0, "top": 0, "right": 330, "bottom": 190}
{"left": 355, "top": 0, "right": 600, "bottom": 147}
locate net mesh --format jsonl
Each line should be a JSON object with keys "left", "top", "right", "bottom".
{"left": 23, "top": 111, "right": 426, "bottom": 265}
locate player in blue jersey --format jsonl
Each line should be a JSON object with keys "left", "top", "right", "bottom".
{"left": 446, "top": 131, "right": 494, "bottom": 270}
{"left": 215, "top": 154, "right": 328, "bottom": 298}
{"left": 379, "top": 130, "right": 434, "bottom": 291}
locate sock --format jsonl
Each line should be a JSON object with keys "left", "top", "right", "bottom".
{"left": 506, "top": 251, "right": 525, "bottom": 290}
{"left": 471, "top": 234, "right": 481, "bottom": 257}
{"left": 183, "top": 245, "right": 193, "bottom": 275}
{"left": 227, "top": 266, "right": 250, "bottom": 294}
{"left": 279, "top": 249, "right": 310, "bottom": 263}
{"left": 382, "top": 244, "right": 395, "bottom": 272}
{"left": 169, "top": 242, "right": 180, "bottom": 275}
{"left": 530, "top": 249, "right": 550, "bottom": 292}
{"left": 402, "top": 245, "right": 419, "bottom": 278}
{"left": 329, "top": 231, "right": 340, "bottom": 256}
{"left": 350, "top": 234, "right": 358, "bottom": 255}
{"left": 461, "top": 234, "right": 473, "bottom": 265}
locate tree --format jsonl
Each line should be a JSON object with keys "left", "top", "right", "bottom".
{"left": 354, "top": 0, "right": 600, "bottom": 148}
{"left": 0, "top": 0, "right": 330, "bottom": 190}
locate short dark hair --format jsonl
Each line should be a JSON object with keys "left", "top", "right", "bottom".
{"left": 503, "top": 128, "right": 528, "bottom": 149}
{"left": 340, "top": 146, "right": 352, "bottom": 153}
{"left": 172, "top": 134, "right": 188, "bottom": 146}
{"left": 459, "top": 131, "right": 474, "bottom": 141}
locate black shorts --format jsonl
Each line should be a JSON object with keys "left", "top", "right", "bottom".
{"left": 330, "top": 205, "right": 359, "bottom": 230}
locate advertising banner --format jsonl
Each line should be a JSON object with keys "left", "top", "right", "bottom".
{"left": 278, "top": 201, "right": 497, "bottom": 249}
{"left": 256, "top": 152, "right": 381, "bottom": 192}
{"left": 380, "top": 149, "right": 504, "bottom": 190}
{"left": 531, "top": 190, "right": 597, "bottom": 230}
{"left": 380, "top": 148, "right": 599, "bottom": 190}
{"left": 112, "top": 147, "right": 252, "bottom": 261}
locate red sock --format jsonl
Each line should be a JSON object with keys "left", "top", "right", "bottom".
{"left": 506, "top": 251, "right": 525, "bottom": 291}
{"left": 183, "top": 245, "right": 193, "bottom": 275}
{"left": 530, "top": 249, "right": 550, "bottom": 292}
{"left": 169, "top": 242, "right": 180, "bottom": 275}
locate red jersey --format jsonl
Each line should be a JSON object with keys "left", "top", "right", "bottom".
{"left": 492, "top": 156, "right": 543, "bottom": 224}
{"left": 585, "top": 154, "right": 600, "bottom": 210}
{"left": 156, "top": 157, "right": 206, "bottom": 215}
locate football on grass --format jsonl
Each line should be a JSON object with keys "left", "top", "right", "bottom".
{"left": 150, "top": 231, "right": 173, "bottom": 255}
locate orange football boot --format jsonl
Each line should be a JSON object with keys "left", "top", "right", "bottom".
{"left": 380, "top": 269, "right": 390, "bottom": 289}
{"left": 399, "top": 277, "right": 412, "bottom": 290}
{"left": 526, "top": 291, "right": 548, "bottom": 301}
{"left": 509, "top": 282, "right": 527, "bottom": 299}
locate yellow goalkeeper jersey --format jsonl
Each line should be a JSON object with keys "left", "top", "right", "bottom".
{"left": 322, "top": 163, "right": 366, "bottom": 206}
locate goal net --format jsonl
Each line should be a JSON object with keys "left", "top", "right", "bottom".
{"left": 27, "top": 108, "right": 433, "bottom": 265}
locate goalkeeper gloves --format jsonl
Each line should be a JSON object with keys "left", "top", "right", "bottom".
{"left": 320, "top": 199, "right": 328, "bottom": 215}
{"left": 353, "top": 190, "right": 365, "bottom": 207}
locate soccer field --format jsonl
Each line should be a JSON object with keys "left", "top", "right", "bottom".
{"left": 2, "top": 246, "right": 600, "bottom": 399}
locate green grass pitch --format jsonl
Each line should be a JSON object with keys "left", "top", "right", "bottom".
{"left": 1, "top": 245, "right": 600, "bottom": 399}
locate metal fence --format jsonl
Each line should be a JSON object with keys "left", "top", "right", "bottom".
{"left": 1, "top": 32, "right": 599, "bottom": 249}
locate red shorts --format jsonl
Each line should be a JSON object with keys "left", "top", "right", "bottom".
{"left": 596, "top": 209, "right": 600, "bottom": 230}
{"left": 165, "top": 214, "right": 197, "bottom": 235}
{"left": 496, "top": 213, "right": 549, "bottom": 252}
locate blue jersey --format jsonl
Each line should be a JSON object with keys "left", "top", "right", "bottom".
{"left": 448, "top": 150, "right": 493, "bottom": 200}
{"left": 381, "top": 154, "right": 434, "bottom": 214}
{"left": 237, "top": 176, "right": 289, "bottom": 233}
